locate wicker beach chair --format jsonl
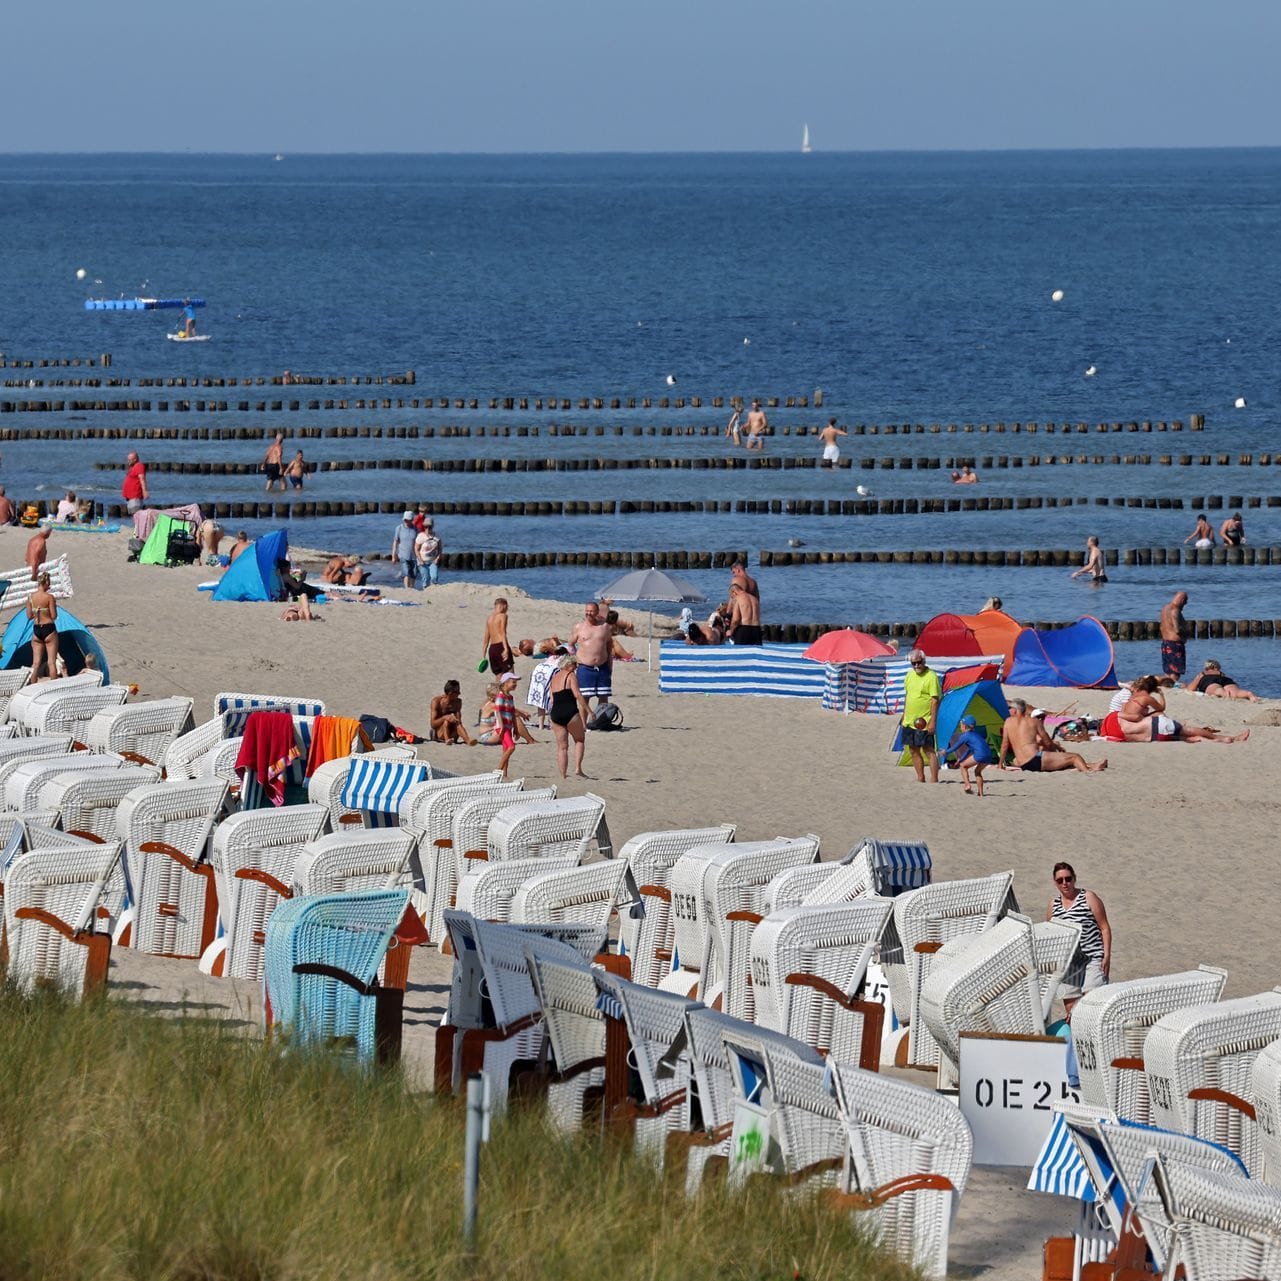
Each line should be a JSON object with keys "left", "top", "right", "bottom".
{"left": 510, "top": 859, "right": 630, "bottom": 937}
{"left": 719, "top": 1021, "right": 841, "bottom": 1184}
{"left": 263, "top": 887, "right": 411, "bottom": 1067}
{"left": 446, "top": 785, "right": 557, "bottom": 902}
{"left": 1249, "top": 1037, "right": 1281, "bottom": 1187}
{"left": 765, "top": 838, "right": 932, "bottom": 914}
{"left": 115, "top": 778, "right": 229, "bottom": 956}
{"left": 486, "top": 793, "right": 611, "bottom": 862}
{"left": 592, "top": 971, "right": 700, "bottom": 1159}
{"left": 918, "top": 915, "right": 1080, "bottom": 1088}
{"left": 38, "top": 765, "right": 160, "bottom": 843}
{"left": 15, "top": 684, "right": 130, "bottom": 744}
{"left": 306, "top": 746, "right": 423, "bottom": 831}
{"left": 884, "top": 870, "right": 1017, "bottom": 1070}
{"left": 201, "top": 803, "right": 328, "bottom": 981}
{"left": 698, "top": 836, "right": 822, "bottom": 1019}
{"left": 0, "top": 667, "right": 31, "bottom": 722}
{"left": 0, "top": 734, "right": 75, "bottom": 767}
{"left": 1144, "top": 988, "right": 1281, "bottom": 1176}
{"left": 2, "top": 838, "right": 124, "bottom": 996}
{"left": 1149, "top": 1153, "right": 1281, "bottom": 1281}
{"left": 1070, "top": 966, "right": 1229, "bottom": 1124}
{"left": 826, "top": 1061, "right": 973, "bottom": 1280}
{"left": 163, "top": 716, "right": 224, "bottom": 780}
{"left": 436, "top": 911, "right": 602, "bottom": 1108}
{"left": 676, "top": 1005, "right": 746, "bottom": 1193}
{"left": 454, "top": 854, "right": 579, "bottom": 922}
{"left": 749, "top": 897, "right": 893, "bottom": 1066}
{"left": 83, "top": 697, "right": 194, "bottom": 767}
{"left": 163, "top": 693, "right": 325, "bottom": 781}
{"left": 2, "top": 752, "right": 125, "bottom": 813}
{"left": 291, "top": 829, "right": 417, "bottom": 897}
{"left": 5, "top": 671, "right": 102, "bottom": 727}
{"left": 616, "top": 824, "right": 736, "bottom": 987}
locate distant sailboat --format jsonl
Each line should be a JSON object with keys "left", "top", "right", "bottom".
{"left": 801, "top": 124, "right": 812, "bottom": 154}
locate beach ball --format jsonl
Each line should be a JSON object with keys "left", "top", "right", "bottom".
{"left": 1051, "top": 289, "right": 1064, "bottom": 302}
{"left": 76, "top": 268, "right": 87, "bottom": 280}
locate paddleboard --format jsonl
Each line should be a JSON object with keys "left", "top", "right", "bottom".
{"left": 167, "top": 332, "right": 211, "bottom": 343}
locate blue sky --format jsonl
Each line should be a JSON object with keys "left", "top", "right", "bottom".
{"left": 11, "top": 0, "right": 1281, "bottom": 152}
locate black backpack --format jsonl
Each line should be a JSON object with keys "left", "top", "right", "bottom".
{"left": 588, "top": 702, "right": 624, "bottom": 732}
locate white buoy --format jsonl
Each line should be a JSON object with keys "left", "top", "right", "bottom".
{"left": 75, "top": 268, "right": 86, "bottom": 280}
{"left": 1085, "top": 366, "right": 1097, "bottom": 377}
{"left": 856, "top": 485, "right": 871, "bottom": 497}
{"left": 665, "top": 374, "right": 676, "bottom": 386}
{"left": 1051, "top": 289, "right": 1064, "bottom": 302}
{"left": 1235, "top": 396, "right": 1247, "bottom": 409}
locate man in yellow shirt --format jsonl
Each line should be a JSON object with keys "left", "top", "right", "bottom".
{"left": 901, "top": 649, "right": 942, "bottom": 783}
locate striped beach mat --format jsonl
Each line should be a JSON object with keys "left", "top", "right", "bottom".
{"left": 340, "top": 758, "right": 429, "bottom": 827}
{"left": 658, "top": 642, "right": 828, "bottom": 699}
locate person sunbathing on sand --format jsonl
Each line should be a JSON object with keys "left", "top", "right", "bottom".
{"left": 1185, "top": 660, "right": 1261, "bottom": 702}
{"left": 999, "top": 700, "right": 1107, "bottom": 773}
{"left": 1105, "top": 675, "right": 1248, "bottom": 743}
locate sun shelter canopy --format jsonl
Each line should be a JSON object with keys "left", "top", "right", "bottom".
{"left": 211, "top": 529, "right": 289, "bottom": 602}
{"left": 896, "top": 678, "right": 1009, "bottom": 766}
{"left": 0, "top": 606, "right": 109, "bottom": 681}
{"left": 1006, "top": 617, "right": 1118, "bottom": 689}
{"left": 916, "top": 610, "right": 1022, "bottom": 673}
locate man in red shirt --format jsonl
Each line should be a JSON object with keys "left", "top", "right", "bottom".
{"left": 122, "top": 451, "right": 148, "bottom": 514}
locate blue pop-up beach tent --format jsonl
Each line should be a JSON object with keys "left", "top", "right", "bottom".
{"left": 211, "top": 529, "right": 288, "bottom": 603}
{"left": 1006, "top": 616, "right": 1118, "bottom": 689}
{"left": 0, "top": 607, "right": 110, "bottom": 681}
{"left": 895, "top": 677, "right": 1009, "bottom": 764}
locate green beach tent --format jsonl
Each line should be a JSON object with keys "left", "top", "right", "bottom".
{"left": 139, "top": 513, "right": 182, "bottom": 565}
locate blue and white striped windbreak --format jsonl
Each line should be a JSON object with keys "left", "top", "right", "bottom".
{"left": 658, "top": 642, "right": 828, "bottom": 699}
{"left": 341, "top": 758, "right": 429, "bottom": 826}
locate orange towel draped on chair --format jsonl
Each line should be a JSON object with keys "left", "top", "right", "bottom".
{"left": 305, "top": 715, "right": 370, "bottom": 776}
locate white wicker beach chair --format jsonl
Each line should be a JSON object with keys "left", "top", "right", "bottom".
{"left": 698, "top": 836, "right": 822, "bottom": 1019}
{"left": 0, "top": 667, "right": 31, "bottom": 722}
{"left": 291, "top": 829, "right": 417, "bottom": 896}
{"left": 749, "top": 897, "right": 894, "bottom": 1065}
{"left": 83, "top": 697, "right": 194, "bottom": 766}
{"left": 306, "top": 747, "right": 422, "bottom": 831}
{"left": 398, "top": 776, "right": 522, "bottom": 943}
{"left": 163, "top": 716, "right": 223, "bottom": 779}
{"left": 486, "top": 793, "right": 610, "bottom": 862}
{"left": 211, "top": 691, "right": 326, "bottom": 732}
{"left": 1250, "top": 1038, "right": 1281, "bottom": 1187}
{"left": 617, "top": 824, "right": 736, "bottom": 987}
{"left": 1150, "top": 1153, "right": 1281, "bottom": 1281}
{"left": 719, "top": 1021, "right": 842, "bottom": 1184}
{"left": 826, "top": 1061, "right": 974, "bottom": 1281}
{"left": 2, "top": 752, "right": 124, "bottom": 813}
{"left": 678, "top": 1005, "right": 745, "bottom": 1193}
{"left": 918, "top": 915, "right": 1081, "bottom": 1087}
{"left": 16, "top": 684, "right": 130, "bottom": 744}
{"left": 454, "top": 855, "right": 579, "bottom": 922}
{"left": 765, "top": 838, "right": 931, "bottom": 913}
{"left": 884, "top": 871, "right": 1017, "bottom": 1070}
{"left": 200, "top": 803, "right": 328, "bottom": 981}
{"left": 510, "top": 860, "right": 630, "bottom": 938}
{"left": 447, "top": 785, "right": 557, "bottom": 893}
{"left": 0, "top": 734, "right": 75, "bottom": 767}
{"left": 1144, "top": 989, "right": 1281, "bottom": 1176}
{"left": 592, "top": 971, "right": 700, "bottom": 1159}
{"left": 5, "top": 670, "right": 102, "bottom": 727}
{"left": 38, "top": 765, "right": 160, "bottom": 842}
{"left": 436, "top": 912, "right": 603, "bottom": 1108}
{"left": 115, "top": 778, "right": 229, "bottom": 956}
{"left": 1070, "top": 966, "right": 1229, "bottom": 1124}
{"left": 2, "top": 838, "right": 124, "bottom": 996}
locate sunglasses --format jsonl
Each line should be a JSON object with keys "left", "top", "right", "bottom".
{"left": 1054, "top": 875, "right": 1074, "bottom": 885}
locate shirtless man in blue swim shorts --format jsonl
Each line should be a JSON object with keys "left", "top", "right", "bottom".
{"left": 569, "top": 601, "right": 613, "bottom": 711}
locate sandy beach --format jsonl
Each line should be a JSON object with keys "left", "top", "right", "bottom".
{"left": 12, "top": 522, "right": 1277, "bottom": 1278}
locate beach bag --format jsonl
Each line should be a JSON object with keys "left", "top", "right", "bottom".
{"left": 588, "top": 702, "right": 623, "bottom": 732}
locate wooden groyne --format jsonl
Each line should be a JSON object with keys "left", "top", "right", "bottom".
{"left": 759, "top": 546, "right": 1281, "bottom": 567}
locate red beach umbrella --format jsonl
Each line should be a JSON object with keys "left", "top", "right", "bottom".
{"left": 802, "top": 628, "right": 896, "bottom": 663}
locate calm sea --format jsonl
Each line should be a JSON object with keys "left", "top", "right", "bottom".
{"left": 1, "top": 150, "right": 1280, "bottom": 687}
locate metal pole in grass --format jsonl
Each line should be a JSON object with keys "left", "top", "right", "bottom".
{"left": 463, "top": 1072, "right": 486, "bottom": 1247}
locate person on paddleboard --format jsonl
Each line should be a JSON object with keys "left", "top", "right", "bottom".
{"left": 181, "top": 298, "right": 197, "bottom": 338}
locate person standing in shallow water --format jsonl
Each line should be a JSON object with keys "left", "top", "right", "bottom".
{"left": 1070, "top": 535, "right": 1107, "bottom": 585}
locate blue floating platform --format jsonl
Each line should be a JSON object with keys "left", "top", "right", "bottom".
{"left": 84, "top": 297, "right": 206, "bottom": 311}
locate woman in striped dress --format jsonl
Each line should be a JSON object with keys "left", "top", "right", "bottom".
{"left": 1046, "top": 861, "right": 1111, "bottom": 1017}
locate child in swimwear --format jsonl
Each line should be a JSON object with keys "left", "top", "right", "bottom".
{"left": 944, "top": 715, "right": 997, "bottom": 797}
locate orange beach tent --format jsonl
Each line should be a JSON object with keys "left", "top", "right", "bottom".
{"left": 915, "top": 609, "right": 1022, "bottom": 673}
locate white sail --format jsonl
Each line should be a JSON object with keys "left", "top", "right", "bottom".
{"left": 801, "top": 124, "right": 811, "bottom": 153}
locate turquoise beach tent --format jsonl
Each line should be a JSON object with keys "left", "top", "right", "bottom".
{"left": 1006, "top": 616, "right": 1118, "bottom": 689}
{"left": 894, "top": 678, "right": 1009, "bottom": 764}
{"left": 0, "top": 607, "right": 109, "bottom": 681}
{"left": 211, "top": 529, "right": 288, "bottom": 603}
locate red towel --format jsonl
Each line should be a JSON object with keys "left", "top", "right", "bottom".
{"left": 235, "top": 710, "right": 299, "bottom": 806}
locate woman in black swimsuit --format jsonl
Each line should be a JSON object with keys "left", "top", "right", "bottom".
{"left": 26, "top": 571, "right": 59, "bottom": 681}
{"left": 547, "top": 656, "right": 591, "bottom": 779}
{"left": 1187, "top": 660, "right": 1260, "bottom": 702}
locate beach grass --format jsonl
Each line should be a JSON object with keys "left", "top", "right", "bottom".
{"left": 0, "top": 987, "right": 912, "bottom": 1281}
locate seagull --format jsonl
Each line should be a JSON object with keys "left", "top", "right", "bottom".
{"left": 1235, "top": 396, "right": 1247, "bottom": 409}
{"left": 787, "top": 538, "right": 806, "bottom": 548}
{"left": 665, "top": 374, "right": 676, "bottom": 386}
{"left": 1085, "top": 365, "right": 1097, "bottom": 377}
{"left": 743, "top": 337, "right": 751, "bottom": 345}
{"left": 856, "top": 485, "right": 872, "bottom": 497}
